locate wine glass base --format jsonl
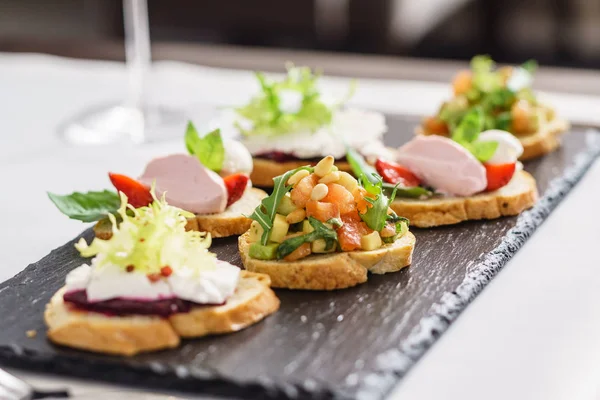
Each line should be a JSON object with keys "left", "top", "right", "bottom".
{"left": 58, "top": 104, "right": 189, "bottom": 146}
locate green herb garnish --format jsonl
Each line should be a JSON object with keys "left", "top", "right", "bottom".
{"left": 248, "top": 165, "right": 313, "bottom": 245}
{"left": 346, "top": 148, "right": 409, "bottom": 234}
{"left": 451, "top": 107, "right": 498, "bottom": 162}
{"left": 48, "top": 190, "right": 120, "bottom": 222}
{"left": 185, "top": 122, "right": 225, "bottom": 172}
{"left": 276, "top": 217, "right": 337, "bottom": 259}
{"left": 235, "top": 65, "right": 353, "bottom": 137}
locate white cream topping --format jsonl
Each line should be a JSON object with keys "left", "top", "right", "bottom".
{"left": 217, "top": 108, "right": 387, "bottom": 159}
{"left": 65, "top": 260, "right": 240, "bottom": 305}
{"left": 507, "top": 67, "right": 533, "bottom": 92}
{"left": 221, "top": 138, "right": 254, "bottom": 177}
{"left": 477, "top": 130, "right": 524, "bottom": 165}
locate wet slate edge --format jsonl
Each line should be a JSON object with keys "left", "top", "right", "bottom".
{"left": 362, "top": 131, "right": 600, "bottom": 400}
{"left": 0, "top": 119, "right": 598, "bottom": 400}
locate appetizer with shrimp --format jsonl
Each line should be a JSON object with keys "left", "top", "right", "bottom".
{"left": 238, "top": 155, "right": 415, "bottom": 290}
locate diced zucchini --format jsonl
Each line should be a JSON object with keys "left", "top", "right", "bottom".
{"left": 397, "top": 221, "right": 408, "bottom": 237}
{"left": 361, "top": 231, "right": 382, "bottom": 251}
{"left": 302, "top": 219, "right": 314, "bottom": 234}
{"left": 276, "top": 194, "right": 297, "bottom": 216}
{"left": 311, "top": 238, "right": 336, "bottom": 253}
{"left": 249, "top": 242, "right": 279, "bottom": 260}
{"left": 269, "top": 214, "right": 289, "bottom": 243}
{"left": 248, "top": 220, "right": 264, "bottom": 243}
{"left": 382, "top": 235, "right": 398, "bottom": 244}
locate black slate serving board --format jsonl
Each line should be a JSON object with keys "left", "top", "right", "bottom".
{"left": 1, "top": 115, "right": 599, "bottom": 400}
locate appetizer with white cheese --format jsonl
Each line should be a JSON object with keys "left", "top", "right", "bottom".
{"left": 356, "top": 108, "right": 538, "bottom": 228}
{"left": 238, "top": 155, "right": 415, "bottom": 290}
{"left": 45, "top": 192, "right": 279, "bottom": 356}
{"left": 218, "top": 65, "right": 391, "bottom": 187}
{"left": 48, "top": 122, "right": 266, "bottom": 238}
{"left": 419, "top": 55, "right": 569, "bottom": 160}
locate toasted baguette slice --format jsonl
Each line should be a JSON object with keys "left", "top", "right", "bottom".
{"left": 169, "top": 271, "right": 280, "bottom": 337}
{"left": 185, "top": 188, "right": 268, "bottom": 238}
{"left": 238, "top": 231, "right": 415, "bottom": 290}
{"left": 94, "top": 188, "right": 267, "bottom": 240}
{"left": 389, "top": 170, "right": 538, "bottom": 228}
{"left": 45, "top": 271, "right": 279, "bottom": 356}
{"left": 416, "top": 117, "right": 570, "bottom": 161}
{"left": 250, "top": 158, "right": 352, "bottom": 187}
{"left": 44, "top": 287, "right": 180, "bottom": 356}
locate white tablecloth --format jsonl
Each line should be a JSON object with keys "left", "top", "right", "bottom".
{"left": 1, "top": 53, "right": 599, "bottom": 399}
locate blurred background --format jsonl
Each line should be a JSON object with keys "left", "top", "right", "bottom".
{"left": 0, "top": 0, "right": 599, "bottom": 69}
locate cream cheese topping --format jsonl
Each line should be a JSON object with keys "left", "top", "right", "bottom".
{"left": 217, "top": 108, "right": 388, "bottom": 159}
{"left": 221, "top": 138, "right": 254, "bottom": 176}
{"left": 476, "top": 130, "right": 524, "bottom": 165}
{"left": 65, "top": 260, "right": 240, "bottom": 304}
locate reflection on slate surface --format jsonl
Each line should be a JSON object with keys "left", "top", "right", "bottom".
{"left": 0, "top": 115, "right": 597, "bottom": 400}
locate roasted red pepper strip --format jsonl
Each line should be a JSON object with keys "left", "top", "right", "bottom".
{"left": 108, "top": 173, "right": 153, "bottom": 208}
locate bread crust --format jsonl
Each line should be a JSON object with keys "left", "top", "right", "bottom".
{"left": 45, "top": 271, "right": 279, "bottom": 356}
{"left": 416, "top": 117, "right": 570, "bottom": 161}
{"left": 186, "top": 188, "right": 268, "bottom": 238}
{"left": 238, "top": 231, "right": 415, "bottom": 290}
{"left": 44, "top": 288, "right": 180, "bottom": 356}
{"left": 95, "top": 188, "right": 267, "bottom": 240}
{"left": 250, "top": 158, "right": 352, "bottom": 187}
{"left": 389, "top": 170, "right": 538, "bottom": 228}
{"left": 169, "top": 271, "right": 280, "bottom": 337}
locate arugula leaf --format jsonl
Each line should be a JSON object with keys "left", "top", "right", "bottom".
{"left": 185, "top": 122, "right": 225, "bottom": 172}
{"left": 358, "top": 174, "right": 395, "bottom": 232}
{"left": 386, "top": 212, "right": 410, "bottom": 236}
{"left": 248, "top": 166, "right": 313, "bottom": 245}
{"left": 276, "top": 217, "right": 337, "bottom": 259}
{"left": 48, "top": 190, "right": 120, "bottom": 222}
{"left": 382, "top": 183, "right": 432, "bottom": 198}
{"left": 346, "top": 147, "right": 379, "bottom": 185}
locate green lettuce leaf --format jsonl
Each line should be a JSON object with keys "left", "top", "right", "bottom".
{"left": 248, "top": 165, "right": 313, "bottom": 245}
{"left": 235, "top": 65, "right": 353, "bottom": 137}
{"left": 185, "top": 122, "right": 225, "bottom": 172}
{"left": 450, "top": 107, "right": 499, "bottom": 162}
{"left": 48, "top": 190, "right": 120, "bottom": 222}
{"left": 276, "top": 217, "right": 337, "bottom": 259}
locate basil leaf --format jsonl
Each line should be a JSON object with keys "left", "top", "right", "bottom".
{"left": 185, "top": 122, "right": 225, "bottom": 172}
{"left": 276, "top": 217, "right": 337, "bottom": 259}
{"left": 48, "top": 190, "right": 120, "bottom": 222}
{"left": 248, "top": 166, "right": 313, "bottom": 245}
{"left": 451, "top": 107, "right": 484, "bottom": 144}
{"left": 469, "top": 140, "right": 499, "bottom": 163}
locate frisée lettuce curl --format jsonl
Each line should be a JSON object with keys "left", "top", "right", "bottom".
{"left": 75, "top": 190, "right": 217, "bottom": 274}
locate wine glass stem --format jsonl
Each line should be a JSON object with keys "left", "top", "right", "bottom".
{"left": 123, "top": 0, "right": 151, "bottom": 112}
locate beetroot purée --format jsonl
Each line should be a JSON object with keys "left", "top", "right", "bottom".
{"left": 256, "top": 151, "right": 347, "bottom": 163}
{"left": 63, "top": 290, "right": 222, "bottom": 318}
